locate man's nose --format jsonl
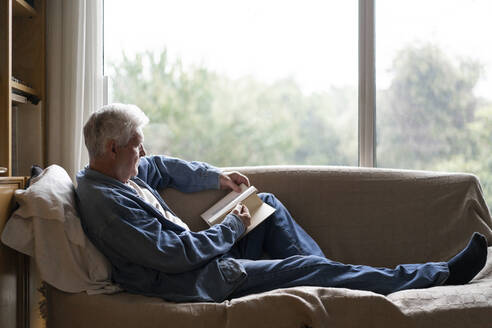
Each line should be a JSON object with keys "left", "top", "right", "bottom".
{"left": 139, "top": 145, "right": 146, "bottom": 157}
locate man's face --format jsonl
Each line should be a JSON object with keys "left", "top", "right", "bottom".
{"left": 115, "top": 131, "right": 146, "bottom": 183}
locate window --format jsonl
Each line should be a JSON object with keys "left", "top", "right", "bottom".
{"left": 376, "top": 0, "right": 492, "bottom": 206}
{"left": 104, "top": 0, "right": 358, "bottom": 166}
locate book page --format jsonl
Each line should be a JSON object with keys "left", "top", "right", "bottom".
{"left": 201, "top": 184, "right": 257, "bottom": 225}
{"left": 242, "top": 193, "right": 276, "bottom": 234}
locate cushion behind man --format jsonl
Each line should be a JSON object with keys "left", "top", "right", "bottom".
{"left": 1, "top": 165, "right": 120, "bottom": 294}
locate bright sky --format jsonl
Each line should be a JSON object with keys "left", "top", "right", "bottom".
{"left": 104, "top": 0, "right": 492, "bottom": 98}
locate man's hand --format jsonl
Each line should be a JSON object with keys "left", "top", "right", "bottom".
{"left": 219, "top": 171, "right": 250, "bottom": 193}
{"left": 231, "top": 203, "right": 251, "bottom": 228}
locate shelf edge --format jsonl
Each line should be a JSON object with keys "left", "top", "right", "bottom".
{"left": 13, "top": 0, "right": 37, "bottom": 18}
{"left": 11, "top": 81, "right": 38, "bottom": 97}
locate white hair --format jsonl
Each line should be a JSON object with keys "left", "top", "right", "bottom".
{"left": 83, "top": 103, "right": 149, "bottom": 159}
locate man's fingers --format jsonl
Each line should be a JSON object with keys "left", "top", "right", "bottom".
{"left": 221, "top": 174, "right": 240, "bottom": 192}
{"left": 230, "top": 203, "right": 251, "bottom": 227}
{"left": 227, "top": 178, "right": 241, "bottom": 192}
{"left": 240, "top": 204, "right": 250, "bottom": 215}
{"left": 220, "top": 172, "right": 250, "bottom": 191}
{"left": 231, "top": 172, "right": 250, "bottom": 187}
{"left": 232, "top": 203, "right": 242, "bottom": 214}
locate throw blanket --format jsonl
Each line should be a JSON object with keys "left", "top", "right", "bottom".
{"left": 46, "top": 247, "right": 492, "bottom": 327}
{"left": 1, "top": 165, "right": 121, "bottom": 294}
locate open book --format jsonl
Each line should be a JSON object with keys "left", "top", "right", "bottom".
{"left": 200, "top": 184, "right": 276, "bottom": 235}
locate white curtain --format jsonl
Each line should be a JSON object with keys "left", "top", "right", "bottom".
{"left": 46, "top": 0, "right": 103, "bottom": 181}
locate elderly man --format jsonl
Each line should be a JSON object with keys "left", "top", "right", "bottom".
{"left": 76, "top": 103, "right": 488, "bottom": 303}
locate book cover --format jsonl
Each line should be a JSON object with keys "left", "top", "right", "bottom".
{"left": 201, "top": 184, "right": 275, "bottom": 234}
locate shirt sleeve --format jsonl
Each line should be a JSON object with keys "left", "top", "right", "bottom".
{"left": 102, "top": 195, "right": 245, "bottom": 274}
{"left": 137, "top": 155, "right": 222, "bottom": 192}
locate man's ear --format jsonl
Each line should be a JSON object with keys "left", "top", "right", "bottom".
{"left": 105, "top": 139, "right": 117, "bottom": 159}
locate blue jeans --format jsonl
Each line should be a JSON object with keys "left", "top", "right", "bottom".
{"left": 228, "top": 193, "right": 449, "bottom": 298}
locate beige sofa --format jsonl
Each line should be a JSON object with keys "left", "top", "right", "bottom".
{"left": 46, "top": 166, "right": 492, "bottom": 328}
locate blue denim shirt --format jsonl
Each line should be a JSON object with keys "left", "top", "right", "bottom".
{"left": 76, "top": 156, "right": 247, "bottom": 302}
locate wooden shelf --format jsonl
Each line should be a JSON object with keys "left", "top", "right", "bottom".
{"left": 13, "top": 0, "right": 37, "bottom": 18}
{"left": 11, "top": 81, "right": 38, "bottom": 97}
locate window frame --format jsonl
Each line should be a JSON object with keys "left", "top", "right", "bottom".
{"left": 358, "top": 0, "right": 376, "bottom": 167}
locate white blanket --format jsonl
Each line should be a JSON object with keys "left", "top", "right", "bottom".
{"left": 1, "top": 165, "right": 121, "bottom": 294}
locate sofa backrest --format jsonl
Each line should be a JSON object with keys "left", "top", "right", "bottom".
{"left": 161, "top": 166, "right": 492, "bottom": 268}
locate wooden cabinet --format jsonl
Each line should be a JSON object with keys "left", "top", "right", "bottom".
{"left": 0, "top": 177, "right": 45, "bottom": 328}
{"left": 0, "top": 177, "right": 28, "bottom": 328}
{"left": 1, "top": 0, "right": 46, "bottom": 177}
